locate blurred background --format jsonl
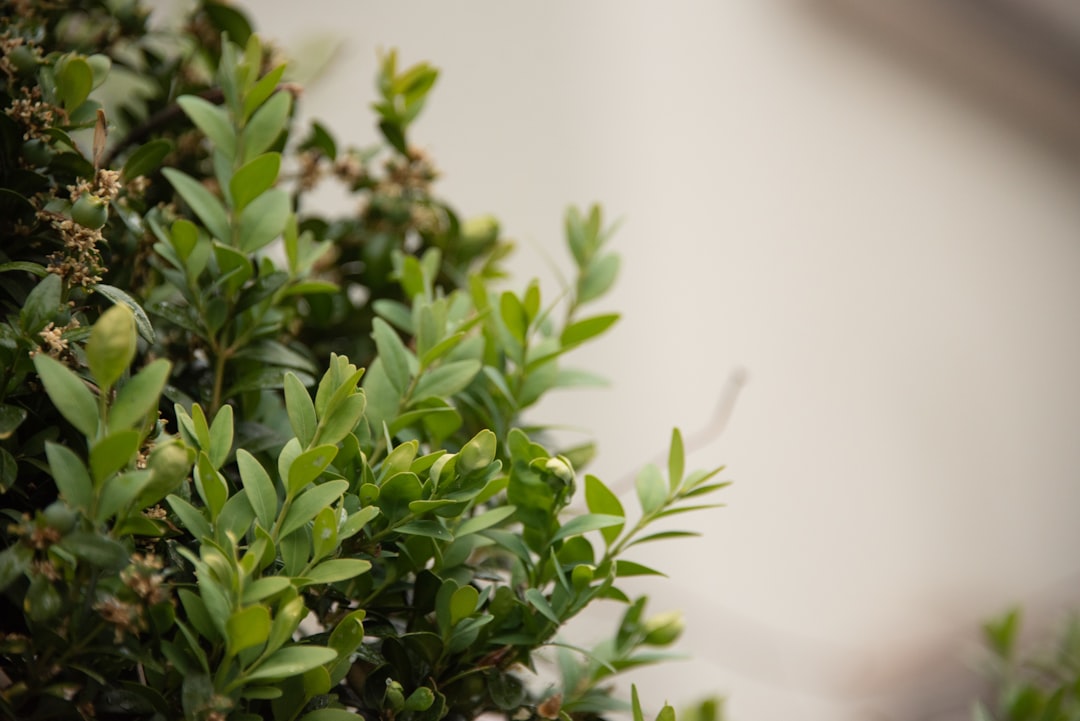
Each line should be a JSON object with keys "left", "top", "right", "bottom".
{"left": 224, "top": 2, "right": 1080, "bottom": 719}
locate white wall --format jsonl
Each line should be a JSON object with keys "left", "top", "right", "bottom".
{"left": 240, "top": 3, "right": 1080, "bottom": 719}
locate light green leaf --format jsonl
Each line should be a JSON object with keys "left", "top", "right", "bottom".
{"left": 284, "top": 372, "right": 317, "bottom": 447}
{"left": 499, "top": 291, "right": 527, "bottom": 343}
{"left": 311, "top": 506, "right": 338, "bottom": 561}
{"left": 194, "top": 452, "right": 228, "bottom": 522}
{"left": 372, "top": 317, "right": 412, "bottom": 393}
{"left": 89, "top": 430, "right": 140, "bottom": 484}
{"left": 412, "top": 360, "right": 481, "bottom": 400}
{"left": 208, "top": 405, "right": 233, "bottom": 469}
{"left": 241, "top": 577, "right": 291, "bottom": 605}
{"left": 227, "top": 604, "right": 270, "bottom": 656}
{"left": 615, "top": 560, "right": 666, "bottom": 578}
{"left": 237, "top": 188, "right": 289, "bottom": 253}
{"left": 577, "top": 253, "right": 619, "bottom": 304}
{"left": 162, "top": 168, "right": 230, "bottom": 242}
{"left": 46, "top": 442, "right": 92, "bottom": 512}
{"left": 279, "top": 480, "right": 349, "bottom": 538}
{"left": 177, "top": 95, "right": 236, "bottom": 159}
{"left": 456, "top": 506, "right": 516, "bottom": 537}
{"left": 668, "top": 428, "right": 685, "bottom": 490}
{"left": 524, "top": 588, "right": 560, "bottom": 625}
{"left": 246, "top": 646, "right": 337, "bottom": 683}
{"left": 560, "top": 313, "right": 619, "bottom": 349}
{"left": 167, "top": 494, "right": 211, "bottom": 540}
{"left": 242, "top": 91, "right": 291, "bottom": 163}
{"left": 635, "top": 464, "right": 667, "bottom": 514}
{"left": 286, "top": 444, "right": 338, "bottom": 497}
{"left": 313, "top": 393, "right": 365, "bottom": 447}
{"left": 33, "top": 354, "right": 97, "bottom": 438}
{"left": 110, "top": 359, "right": 170, "bottom": 430}
{"left": 584, "top": 475, "right": 625, "bottom": 547}
{"left": 230, "top": 152, "right": 280, "bottom": 213}
{"left": 449, "top": 585, "right": 479, "bottom": 625}
{"left": 551, "top": 514, "right": 624, "bottom": 544}
{"left": 243, "top": 64, "right": 286, "bottom": 121}
{"left": 55, "top": 56, "right": 93, "bottom": 110}
{"left": 298, "top": 558, "right": 372, "bottom": 586}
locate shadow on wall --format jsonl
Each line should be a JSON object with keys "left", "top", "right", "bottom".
{"left": 809, "top": 0, "right": 1080, "bottom": 167}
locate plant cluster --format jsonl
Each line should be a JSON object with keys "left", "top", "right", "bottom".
{"left": 973, "top": 610, "right": 1080, "bottom": 721}
{"left": 0, "top": 3, "right": 729, "bottom": 721}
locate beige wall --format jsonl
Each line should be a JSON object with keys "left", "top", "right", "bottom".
{"left": 241, "top": 3, "right": 1080, "bottom": 718}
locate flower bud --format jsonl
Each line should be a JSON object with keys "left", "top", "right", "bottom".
{"left": 642, "top": 610, "right": 684, "bottom": 647}
{"left": 86, "top": 303, "right": 136, "bottom": 390}
{"left": 458, "top": 429, "right": 496, "bottom": 473}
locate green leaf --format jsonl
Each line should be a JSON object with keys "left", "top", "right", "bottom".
{"left": 0, "top": 405, "right": 27, "bottom": 440}
{"left": 313, "top": 393, "right": 365, "bottom": 447}
{"left": 615, "top": 560, "right": 666, "bottom": 577}
{"left": 162, "top": 168, "right": 230, "bottom": 242}
{"left": 524, "top": 588, "right": 560, "bottom": 625}
{"left": 89, "top": 430, "right": 140, "bottom": 484}
{"left": 46, "top": 441, "right": 92, "bottom": 512}
{"left": 243, "top": 64, "right": 286, "bottom": 121}
{"left": 279, "top": 479, "right": 348, "bottom": 538}
{"left": 584, "top": 476, "right": 623, "bottom": 547}
{"left": 237, "top": 188, "right": 289, "bottom": 253}
{"left": 299, "top": 558, "right": 372, "bottom": 586}
{"left": 286, "top": 444, "right": 338, "bottom": 497}
{"left": 55, "top": 56, "right": 93, "bottom": 110}
{"left": 449, "top": 585, "right": 479, "bottom": 625}
{"left": 227, "top": 604, "right": 270, "bottom": 655}
{"left": 378, "top": 472, "right": 422, "bottom": 521}
{"left": 284, "top": 372, "right": 317, "bottom": 447}
{"left": 122, "top": 139, "right": 172, "bottom": 180}
{"left": 499, "top": 291, "right": 527, "bottom": 343}
{"left": 242, "top": 577, "right": 291, "bottom": 604}
{"left": 242, "top": 91, "right": 291, "bottom": 163}
{"left": 110, "top": 359, "right": 170, "bottom": 430}
{"left": 94, "top": 284, "right": 155, "bottom": 343}
{"left": 577, "top": 253, "right": 619, "bottom": 304}
{"left": 98, "top": 470, "right": 155, "bottom": 521}
{"left": 668, "top": 428, "right": 685, "bottom": 490}
{"left": 230, "top": 152, "right": 280, "bottom": 213}
{"left": 413, "top": 360, "right": 481, "bottom": 401}
{"left": 208, "top": 405, "right": 234, "bottom": 469}
{"left": 372, "top": 317, "right": 412, "bottom": 393}
{"left": 625, "top": 530, "right": 700, "bottom": 549}
{"left": 560, "top": 313, "right": 619, "bottom": 348}
{"left": 33, "top": 354, "right": 97, "bottom": 437}
{"left": 396, "top": 520, "right": 452, "bottom": 542}
{"left": 299, "top": 710, "right": 368, "bottom": 721}
{"left": 311, "top": 506, "right": 338, "bottom": 561}
{"left": 21, "top": 271, "right": 60, "bottom": 334}
{"left": 58, "top": 531, "right": 128, "bottom": 570}
{"left": 194, "top": 452, "right": 228, "bottom": 522}
{"left": 246, "top": 646, "right": 338, "bottom": 683}
{"left": 167, "top": 494, "right": 212, "bottom": 540}
{"left": 177, "top": 95, "right": 236, "bottom": 159}
{"left": 551, "top": 514, "right": 624, "bottom": 544}
{"left": 456, "top": 506, "right": 516, "bottom": 536}
{"left": 635, "top": 464, "right": 667, "bottom": 514}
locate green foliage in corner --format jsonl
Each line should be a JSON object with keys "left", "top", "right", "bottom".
{"left": 0, "top": 3, "right": 729, "bottom": 720}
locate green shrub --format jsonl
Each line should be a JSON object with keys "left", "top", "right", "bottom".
{"left": 0, "top": 3, "right": 728, "bottom": 720}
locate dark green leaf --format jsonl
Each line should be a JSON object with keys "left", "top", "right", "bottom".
{"left": 122, "top": 139, "right": 172, "bottom": 180}
{"left": 58, "top": 531, "right": 129, "bottom": 570}
{"left": 396, "top": 520, "right": 452, "bottom": 542}
{"left": 21, "top": 271, "right": 61, "bottom": 334}
{"left": 0, "top": 404, "right": 27, "bottom": 439}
